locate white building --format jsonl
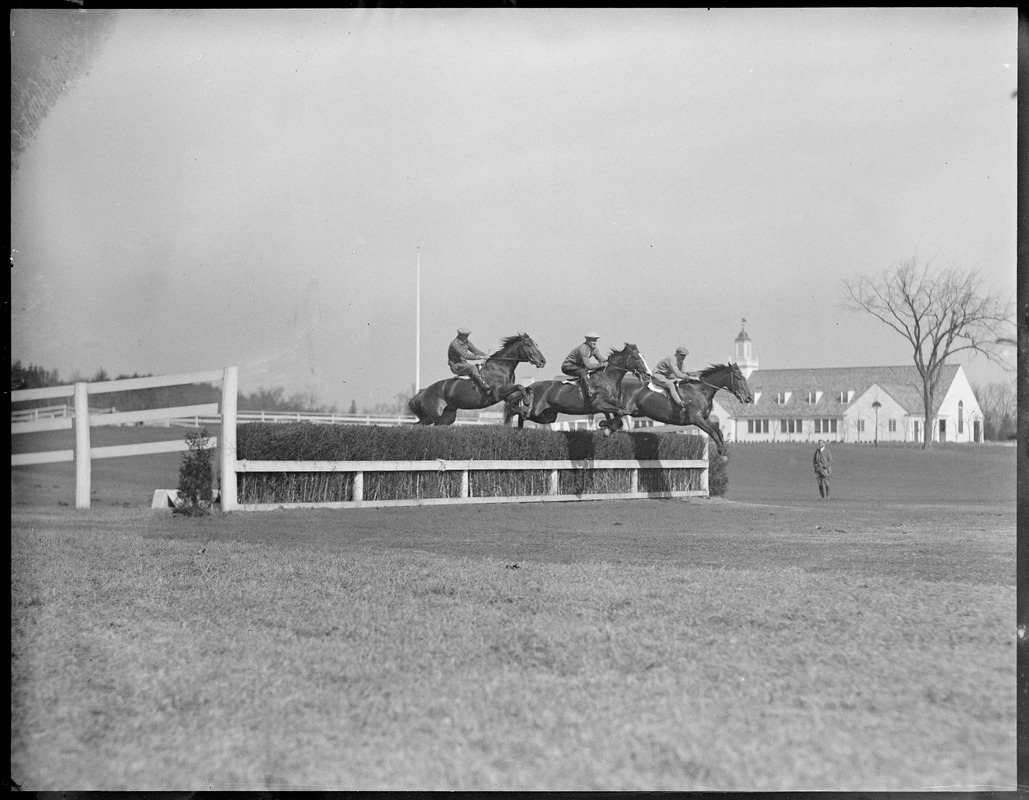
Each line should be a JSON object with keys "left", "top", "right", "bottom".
{"left": 713, "top": 324, "right": 984, "bottom": 444}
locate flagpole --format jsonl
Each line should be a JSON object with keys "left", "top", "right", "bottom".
{"left": 415, "top": 248, "right": 421, "bottom": 392}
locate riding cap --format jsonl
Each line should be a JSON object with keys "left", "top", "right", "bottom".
{"left": 584, "top": 332, "right": 600, "bottom": 340}
{"left": 457, "top": 327, "right": 472, "bottom": 336}
{"left": 675, "top": 346, "right": 689, "bottom": 356}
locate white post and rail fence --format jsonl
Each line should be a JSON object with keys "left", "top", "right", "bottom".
{"left": 12, "top": 367, "right": 237, "bottom": 510}
{"left": 12, "top": 366, "right": 709, "bottom": 510}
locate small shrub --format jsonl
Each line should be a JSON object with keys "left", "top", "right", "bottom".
{"left": 175, "top": 428, "right": 215, "bottom": 516}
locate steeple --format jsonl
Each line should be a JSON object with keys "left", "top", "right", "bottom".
{"left": 734, "top": 318, "right": 758, "bottom": 378}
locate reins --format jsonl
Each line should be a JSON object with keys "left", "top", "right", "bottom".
{"left": 682, "top": 369, "right": 740, "bottom": 397}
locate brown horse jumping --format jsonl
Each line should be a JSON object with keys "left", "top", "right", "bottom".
{"left": 408, "top": 333, "right": 546, "bottom": 425}
{"left": 503, "top": 343, "right": 651, "bottom": 436}
{"left": 621, "top": 362, "right": 754, "bottom": 457}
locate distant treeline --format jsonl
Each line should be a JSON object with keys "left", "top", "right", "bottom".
{"left": 10, "top": 361, "right": 342, "bottom": 414}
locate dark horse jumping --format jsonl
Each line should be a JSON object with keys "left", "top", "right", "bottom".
{"left": 503, "top": 343, "right": 651, "bottom": 436}
{"left": 621, "top": 362, "right": 754, "bottom": 458}
{"left": 408, "top": 333, "right": 546, "bottom": 425}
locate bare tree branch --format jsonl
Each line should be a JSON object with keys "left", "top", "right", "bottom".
{"left": 841, "top": 256, "right": 1014, "bottom": 449}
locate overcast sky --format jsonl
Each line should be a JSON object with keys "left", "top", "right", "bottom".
{"left": 11, "top": 8, "right": 1018, "bottom": 409}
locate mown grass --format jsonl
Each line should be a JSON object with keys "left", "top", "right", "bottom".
{"left": 10, "top": 502, "right": 1016, "bottom": 792}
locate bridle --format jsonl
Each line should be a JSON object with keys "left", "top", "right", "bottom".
{"left": 683, "top": 367, "right": 749, "bottom": 403}
{"left": 487, "top": 337, "right": 543, "bottom": 367}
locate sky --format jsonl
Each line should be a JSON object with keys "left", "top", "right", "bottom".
{"left": 10, "top": 8, "right": 1019, "bottom": 410}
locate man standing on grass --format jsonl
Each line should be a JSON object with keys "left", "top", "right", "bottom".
{"left": 813, "top": 440, "right": 833, "bottom": 499}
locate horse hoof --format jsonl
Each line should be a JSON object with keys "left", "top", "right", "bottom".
{"left": 719, "top": 454, "right": 729, "bottom": 463}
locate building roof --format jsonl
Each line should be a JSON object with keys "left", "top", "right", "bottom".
{"left": 722, "top": 364, "right": 960, "bottom": 418}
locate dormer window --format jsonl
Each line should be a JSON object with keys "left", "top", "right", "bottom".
{"left": 806, "top": 391, "right": 822, "bottom": 404}
{"left": 753, "top": 391, "right": 762, "bottom": 404}
{"left": 837, "top": 390, "right": 854, "bottom": 403}
{"left": 775, "top": 391, "right": 791, "bottom": 405}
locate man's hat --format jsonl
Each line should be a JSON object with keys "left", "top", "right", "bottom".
{"left": 457, "top": 327, "right": 472, "bottom": 335}
{"left": 584, "top": 332, "right": 600, "bottom": 340}
{"left": 675, "top": 345, "right": 689, "bottom": 356}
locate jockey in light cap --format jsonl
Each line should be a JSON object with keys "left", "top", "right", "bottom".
{"left": 652, "top": 345, "right": 692, "bottom": 408}
{"left": 561, "top": 332, "right": 608, "bottom": 405}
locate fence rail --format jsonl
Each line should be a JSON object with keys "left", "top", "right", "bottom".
{"left": 10, "top": 405, "right": 454, "bottom": 428}
{"left": 235, "top": 456, "right": 709, "bottom": 511}
{"left": 11, "top": 368, "right": 237, "bottom": 509}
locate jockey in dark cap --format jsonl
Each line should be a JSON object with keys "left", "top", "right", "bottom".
{"left": 448, "top": 327, "right": 497, "bottom": 400}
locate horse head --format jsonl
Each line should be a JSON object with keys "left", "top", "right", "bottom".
{"left": 609, "top": 343, "right": 651, "bottom": 381}
{"left": 496, "top": 333, "right": 546, "bottom": 368}
{"left": 729, "top": 362, "right": 754, "bottom": 404}
{"left": 708, "top": 362, "right": 754, "bottom": 404}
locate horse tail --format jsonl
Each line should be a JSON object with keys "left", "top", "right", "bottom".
{"left": 408, "top": 391, "right": 426, "bottom": 423}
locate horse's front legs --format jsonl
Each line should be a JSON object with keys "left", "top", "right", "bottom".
{"left": 595, "top": 405, "right": 629, "bottom": 436}
{"left": 689, "top": 415, "right": 728, "bottom": 461}
{"left": 501, "top": 384, "right": 532, "bottom": 427}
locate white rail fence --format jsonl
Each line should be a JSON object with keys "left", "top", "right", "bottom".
{"left": 235, "top": 456, "right": 709, "bottom": 511}
{"left": 10, "top": 405, "right": 491, "bottom": 428}
{"left": 11, "top": 368, "right": 238, "bottom": 510}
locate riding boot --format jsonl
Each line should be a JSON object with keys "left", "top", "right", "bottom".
{"left": 474, "top": 377, "right": 494, "bottom": 400}
{"left": 579, "top": 376, "right": 594, "bottom": 407}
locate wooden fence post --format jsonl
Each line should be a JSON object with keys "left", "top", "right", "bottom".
{"left": 74, "top": 382, "right": 91, "bottom": 509}
{"left": 700, "top": 442, "right": 710, "bottom": 495}
{"left": 220, "top": 367, "right": 238, "bottom": 511}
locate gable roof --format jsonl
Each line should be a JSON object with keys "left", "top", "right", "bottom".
{"left": 724, "top": 364, "right": 960, "bottom": 417}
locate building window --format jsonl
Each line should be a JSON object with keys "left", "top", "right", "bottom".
{"left": 958, "top": 401, "right": 964, "bottom": 434}
{"left": 814, "top": 419, "right": 838, "bottom": 434}
{"left": 806, "top": 391, "right": 819, "bottom": 404}
{"left": 775, "top": 392, "right": 787, "bottom": 405}
{"left": 888, "top": 420, "right": 896, "bottom": 433}
{"left": 780, "top": 419, "right": 802, "bottom": 433}
{"left": 858, "top": 420, "right": 865, "bottom": 433}
{"left": 748, "top": 419, "right": 770, "bottom": 434}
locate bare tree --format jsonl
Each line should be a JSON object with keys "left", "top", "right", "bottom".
{"left": 973, "top": 380, "right": 1017, "bottom": 440}
{"left": 842, "top": 257, "right": 1014, "bottom": 449}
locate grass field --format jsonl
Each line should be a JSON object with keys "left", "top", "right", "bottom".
{"left": 10, "top": 433, "right": 1017, "bottom": 791}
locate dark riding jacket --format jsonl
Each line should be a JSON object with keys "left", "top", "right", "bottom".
{"left": 448, "top": 337, "right": 487, "bottom": 366}
{"left": 561, "top": 343, "right": 607, "bottom": 376}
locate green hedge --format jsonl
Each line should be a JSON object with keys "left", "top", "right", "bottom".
{"left": 234, "top": 423, "right": 728, "bottom": 502}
